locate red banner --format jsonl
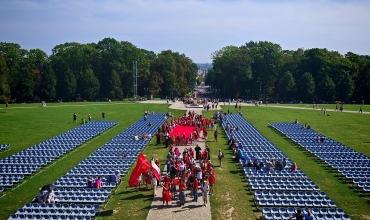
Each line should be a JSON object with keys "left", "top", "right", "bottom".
{"left": 151, "top": 160, "right": 161, "bottom": 180}
{"left": 128, "top": 153, "right": 151, "bottom": 186}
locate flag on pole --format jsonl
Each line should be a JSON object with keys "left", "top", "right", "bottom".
{"left": 128, "top": 153, "right": 151, "bottom": 186}
{"left": 151, "top": 160, "right": 161, "bottom": 180}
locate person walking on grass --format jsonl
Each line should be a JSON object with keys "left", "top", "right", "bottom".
{"left": 73, "top": 113, "right": 77, "bottom": 123}
{"left": 214, "top": 129, "right": 218, "bottom": 142}
{"left": 218, "top": 149, "right": 224, "bottom": 167}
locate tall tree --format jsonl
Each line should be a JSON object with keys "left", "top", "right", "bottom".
{"left": 279, "top": 71, "right": 295, "bottom": 101}
{"left": 39, "top": 63, "right": 57, "bottom": 101}
{"left": 0, "top": 54, "right": 10, "bottom": 102}
{"left": 297, "top": 72, "right": 315, "bottom": 102}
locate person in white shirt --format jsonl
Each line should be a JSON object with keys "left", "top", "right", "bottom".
{"left": 202, "top": 181, "right": 209, "bottom": 207}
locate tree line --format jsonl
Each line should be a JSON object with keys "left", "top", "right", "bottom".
{"left": 205, "top": 41, "right": 370, "bottom": 103}
{"left": 0, "top": 38, "right": 198, "bottom": 103}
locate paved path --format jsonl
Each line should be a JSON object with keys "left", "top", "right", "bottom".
{"left": 142, "top": 100, "right": 369, "bottom": 114}
{"left": 146, "top": 101, "right": 212, "bottom": 220}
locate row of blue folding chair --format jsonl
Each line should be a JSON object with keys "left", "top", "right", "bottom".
{"left": 8, "top": 116, "right": 165, "bottom": 218}
{"left": 225, "top": 116, "right": 346, "bottom": 214}
{"left": 54, "top": 187, "right": 111, "bottom": 193}
{"left": 57, "top": 196, "right": 106, "bottom": 203}
{"left": 258, "top": 199, "right": 336, "bottom": 208}
{"left": 9, "top": 214, "right": 92, "bottom": 220}
{"left": 55, "top": 191, "right": 109, "bottom": 198}
{"left": 0, "top": 144, "right": 10, "bottom": 151}
{"left": 1, "top": 121, "right": 116, "bottom": 189}
{"left": 53, "top": 182, "right": 116, "bottom": 188}
{"left": 262, "top": 207, "right": 349, "bottom": 220}
{"left": 15, "top": 151, "right": 63, "bottom": 157}
{"left": 255, "top": 189, "right": 327, "bottom": 197}
{"left": 0, "top": 158, "right": 53, "bottom": 165}
{"left": 255, "top": 193, "right": 333, "bottom": 203}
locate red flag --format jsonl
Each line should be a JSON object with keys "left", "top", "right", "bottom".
{"left": 151, "top": 160, "right": 161, "bottom": 180}
{"left": 128, "top": 153, "right": 151, "bottom": 186}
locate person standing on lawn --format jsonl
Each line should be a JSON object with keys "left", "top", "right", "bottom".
{"left": 73, "top": 113, "right": 77, "bottom": 123}
{"left": 214, "top": 129, "right": 218, "bottom": 142}
{"left": 218, "top": 149, "right": 224, "bottom": 167}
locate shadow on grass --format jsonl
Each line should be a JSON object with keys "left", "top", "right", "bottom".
{"left": 229, "top": 170, "right": 240, "bottom": 175}
{"left": 120, "top": 193, "right": 153, "bottom": 201}
{"left": 97, "top": 209, "right": 114, "bottom": 216}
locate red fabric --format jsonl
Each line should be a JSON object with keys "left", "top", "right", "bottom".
{"left": 209, "top": 175, "right": 215, "bottom": 184}
{"left": 170, "top": 125, "right": 195, "bottom": 138}
{"left": 151, "top": 160, "right": 161, "bottom": 180}
{"left": 128, "top": 153, "right": 151, "bottom": 186}
{"left": 162, "top": 184, "right": 171, "bottom": 202}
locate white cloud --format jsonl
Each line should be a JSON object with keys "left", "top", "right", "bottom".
{"left": 0, "top": 0, "right": 369, "bottom": 62}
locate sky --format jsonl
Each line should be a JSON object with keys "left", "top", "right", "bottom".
{"left": 1, "top": 0, "right": 370, "bottom": 63}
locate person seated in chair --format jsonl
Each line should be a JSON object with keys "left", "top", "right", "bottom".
{"left": 320, "top": 137, "right": 326, "bottom": 142}
{"left": 134, "top": 134, "right": 139, "bottom": 141}
{"left": 315, "top": 136, "right": 319, "bottom": 142}
{"left": 46, "top": 189, "right": 56, "bottom": 204}
{"left": 37, "top": 188, "right": 47, "bottom": 203}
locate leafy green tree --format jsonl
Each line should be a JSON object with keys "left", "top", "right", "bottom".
{"left": 14, "top": 67, "right": 34, "bottom": 102}
{"left": 79, "top": 68, "right": 100, "bottom": 101}
{"left": 297, "top": 72, "right": 315, "bottom": 102}
{"left": 317, "top": 74, "right": 336, "bottom": 102}
{"left": 336, "top": 71, "right": 354, "bottom": 101}
{"left": 0, "top": 55, "right": 10, "bottom": 103}
{"left": 0, "top": 42, "right": 28, "bottom": 101}
{"left": 107, "top": 70, "right": 122, "bottom": 98}
{"left": 279, "top": 71, "right": 295, "bottom": 101}
{"left": 59, "top": 69, "right": 77, "bottom": 101}
{"left": 39, "top": 63, "right": 57, "bottom": 101}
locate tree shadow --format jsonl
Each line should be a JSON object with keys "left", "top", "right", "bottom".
{"left": 121, "top": 193, "right": 152, "bottom": 201}
{"left": 96, "top": 209, "right": 113, "bottom": 217}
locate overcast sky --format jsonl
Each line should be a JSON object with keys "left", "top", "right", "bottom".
{"left": 1, "top": 0, "right": 369, "bottom": 63}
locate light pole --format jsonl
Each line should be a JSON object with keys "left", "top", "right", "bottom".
{"left": 259, "top": 82, "right": 262, "bottom": 101}
{"left": 215, "top": 89, "right": 220, "bottom": 99}
{"left": 144, "top": 88, "right": 148, "bottom": 100}
{"left": 246, "top": 90, "right": 250, "bottom": 102}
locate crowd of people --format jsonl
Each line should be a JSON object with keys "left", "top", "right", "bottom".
{"left": 131, "top": 111, "right": 219, "bottom": 208}
{"left": 157, "top": 111, "right": 216, "bottom": 147}
{"left": 72, "top": 111, "right": 106, "bottom": 124}
{"left": 157, "top": 144, "right": 216, "bottom": 207}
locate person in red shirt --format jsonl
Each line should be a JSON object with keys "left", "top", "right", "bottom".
{"left": 207, "top": 160, "right": 213, "bottom": 170}
{"left": 162, "top": 182, "right": 171, "bottom": 207}
{"left": 163, "top": 173, "right": 171, "bottom": 184}
{"left": 193, "top": 178, "right": 199, "bottom": 202}
{"left": 178, "top": 176, "right": 187, "bottom": 206}
{"left": 208, "top": 172, "right": 216, "bottom": 195}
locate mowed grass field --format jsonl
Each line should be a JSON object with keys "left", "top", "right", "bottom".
{"left": 0, "top": 102, "right": 369, "bottom": 220}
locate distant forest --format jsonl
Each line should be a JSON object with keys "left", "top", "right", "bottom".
{"left": 205, "top": 41, "right": 370, "bottom": 103}
{"left": 1, "top": 39, "right": 369, "bottom": 103}
{"left": 0, "top": 38, "right": 198, "bottom": 103}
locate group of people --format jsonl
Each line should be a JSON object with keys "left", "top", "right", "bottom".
{"left": 72, "top": 111, "right": 106, "bottom": 123}
{"left": 158, "top": 111, "right": 216, "bottom": 147}
{"left": 243, "top": 157, "right": 299, "bottom": 172}
{"left": 158, "top": 146, "right": 216, "bottom": 207}
{"left": 36, "top": 188, "right": 56, "bottom": 204}
{"left": 87, "top": 170, "right": 122, "bottom": 189}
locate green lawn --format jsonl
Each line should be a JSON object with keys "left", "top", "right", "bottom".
{"left": 0, "top": 102, "right": 369, "bottom": 220}
{"left": 215, "top": 105, "right": 370, "bottom": 220}
{"left": 270, "top": 103, "right": 369, "bottom": 112}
